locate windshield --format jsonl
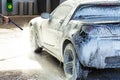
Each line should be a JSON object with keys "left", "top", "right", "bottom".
{"left": 72, "top": 4, "right": 120, "bottom": 20}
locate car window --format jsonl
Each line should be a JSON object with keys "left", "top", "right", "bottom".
{"left": 72, "top": 4, "right": 120, "bottom": 20}
{"left": 51, "top": 5, "right": 72, "bottom": 20}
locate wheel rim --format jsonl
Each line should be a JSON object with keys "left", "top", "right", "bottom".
{"left": 64, "top": 44, "right": 89, "bottom": 80}
{"left": 64, "top": 50, "right": 75, "bottom": 80}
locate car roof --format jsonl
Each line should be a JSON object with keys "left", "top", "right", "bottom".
{"left": 61, "top": 0, "right": 120, "bottom": 7}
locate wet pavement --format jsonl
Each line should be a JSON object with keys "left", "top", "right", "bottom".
{"left": 0, "top": 27, "right": 65, "bottom": 80}
{"left": 0, "top": 27, "right": 120, "bottom": 80}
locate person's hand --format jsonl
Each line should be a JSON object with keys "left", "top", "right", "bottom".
{"left": 3, "top": 16, "right": 9, "bottom": 23}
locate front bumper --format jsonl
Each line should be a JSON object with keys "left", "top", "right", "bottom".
{"left": 74, "top": 35, "right": 120, "bottom": 68}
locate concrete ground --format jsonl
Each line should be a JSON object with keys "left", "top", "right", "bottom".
{"left": 0, "top": 26, "right": 65, "bottom": 80}
{"left": 0, "top": 22, "right": 120, "bottom": 80}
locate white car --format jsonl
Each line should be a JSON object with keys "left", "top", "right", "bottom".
{"left": 29, "top": 0, "right": 120, "bottom": 80}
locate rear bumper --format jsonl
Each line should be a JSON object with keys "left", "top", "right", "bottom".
{"left": 74, "top": 35, "right": 120, "bottom": 68}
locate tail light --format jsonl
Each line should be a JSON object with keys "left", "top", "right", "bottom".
{"left": 82, "top": 25, "right": 94, "bottom": 34}
{"left": 82, "top": 24, "right": 114, "bottom": 36}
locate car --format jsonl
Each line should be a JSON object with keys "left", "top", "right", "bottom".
{"left": 29, "top": 0, "right": 120, "bottom": 80}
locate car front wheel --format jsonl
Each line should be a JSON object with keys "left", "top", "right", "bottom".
{"left": 30, "top": 27, "right": 42, "bottom": 53}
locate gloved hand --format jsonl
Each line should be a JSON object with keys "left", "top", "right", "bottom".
{"left": 3, "top": 16, "right": 9, "bottom": 23}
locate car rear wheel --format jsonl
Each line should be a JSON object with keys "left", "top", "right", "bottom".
{"left": 63, "top": 43, "right": 88, "bottom": 80}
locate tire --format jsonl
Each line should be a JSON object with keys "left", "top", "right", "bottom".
{"left": 30, "top": 27, "right": 42, "bottom": 53}
{"left": 63, "top": 43, "right": 88, "bottom": 80}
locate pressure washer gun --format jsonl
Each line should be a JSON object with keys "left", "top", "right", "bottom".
{"left": 1, "top": 14, "right": 23, "bottom": 30}
{"left": 9, "top": 18, "right": 23, "bottom": 30}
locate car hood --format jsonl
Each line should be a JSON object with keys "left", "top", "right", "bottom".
{"left": 30, "top": 17, "right": 43, "bottom": 23}
{"left": 29, "top": 16, "right": 46, "bottom": 28}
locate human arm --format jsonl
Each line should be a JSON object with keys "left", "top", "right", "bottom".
{"left": 0, "top": 14, "right": 23, "bottom": 30}
{"left": 0, "top": 14, "right": 9, "bottom": 23}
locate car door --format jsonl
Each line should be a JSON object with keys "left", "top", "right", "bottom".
{"left": 41, "top": 5, "right": 72, "bottom": 55}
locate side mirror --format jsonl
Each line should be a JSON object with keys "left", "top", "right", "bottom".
{"left": 41, "top": 13, "right": 51, "bottom": 19}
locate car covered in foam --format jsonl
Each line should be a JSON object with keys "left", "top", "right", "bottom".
{"left": 29, "top": 0, "right": 120, "bottom": 79}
